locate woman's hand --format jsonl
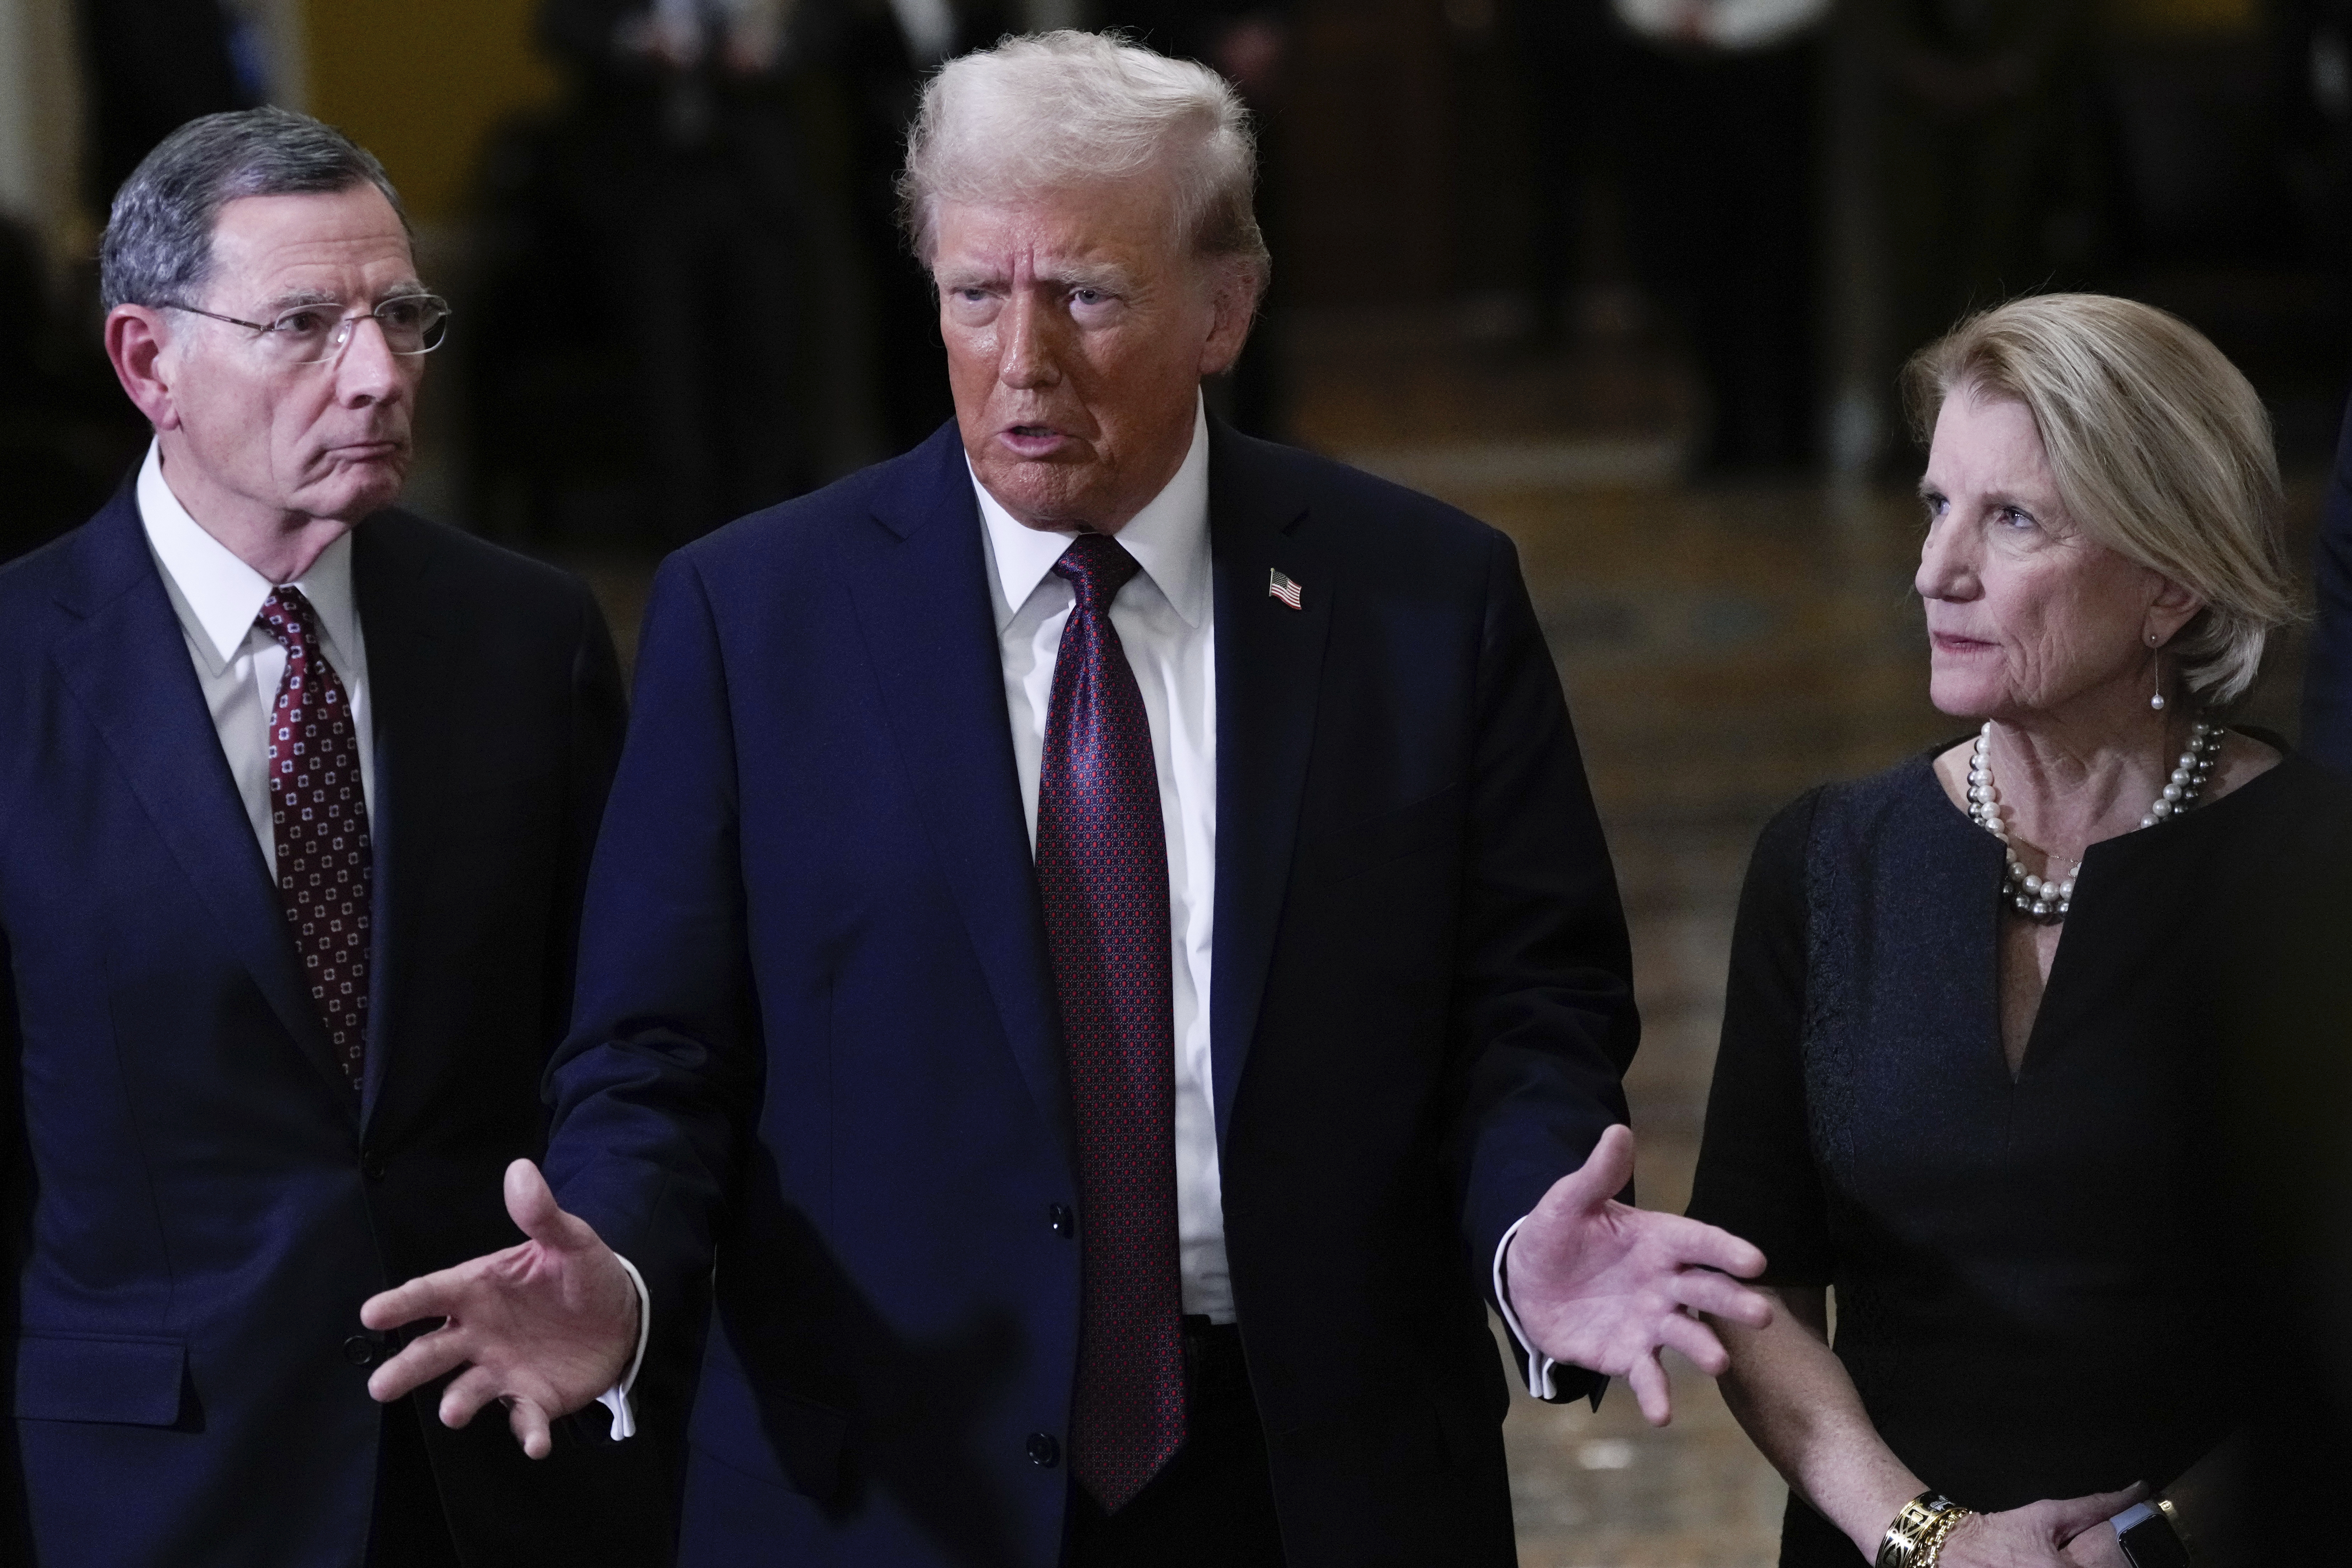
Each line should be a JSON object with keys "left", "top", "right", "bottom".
{"left": 1933, "top": 1487, "right": 2142, "bottom": 1567}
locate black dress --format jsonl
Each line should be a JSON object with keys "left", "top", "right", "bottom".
{"left": 1687, "top": 740, "right": 2352, "bottom": 1566}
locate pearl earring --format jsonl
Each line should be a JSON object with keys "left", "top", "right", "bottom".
{"left": 2148, "top": 634, "right": 2167, "bottom": 712}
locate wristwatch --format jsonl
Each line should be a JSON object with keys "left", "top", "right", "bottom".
{"left": 2110, "top": 1500, "right": 2193, "bottom": 1568}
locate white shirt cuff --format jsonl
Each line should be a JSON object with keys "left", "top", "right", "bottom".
{"left": 594, "top": 1252, "right": 653, "bottom": 1441}
{"left": 1492, "top": 1215, "right": 1561, "bottom": 1400}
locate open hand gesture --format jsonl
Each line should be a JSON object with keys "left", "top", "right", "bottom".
{"left": 1505, "top": 1124, "right": 1772, "bottom": 1424}
{"left": 360, "top": 1159, "right": 639, "bottom": 1459}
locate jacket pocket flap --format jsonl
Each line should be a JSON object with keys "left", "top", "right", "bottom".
{"left": 14, "top": 1334, "right": 187, "bottom": 1425}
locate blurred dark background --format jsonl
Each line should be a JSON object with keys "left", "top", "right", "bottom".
{"left": 0, "top": 5, "right": 2339, "bottom": 1559}
{"left": 5, "top": 0, "right": 2348, "bottom": 566}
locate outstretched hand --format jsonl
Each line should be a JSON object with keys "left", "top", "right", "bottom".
{"left": 1505, "top": 1124, "right": 1772, "bottom": 1425}
{"left": 360, "top": 1159, "right": 639, "bottom": 1459}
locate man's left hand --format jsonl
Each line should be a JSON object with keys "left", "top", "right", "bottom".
{"left": 1506, "top": 1124, "right": 1772, "bottom": 1425}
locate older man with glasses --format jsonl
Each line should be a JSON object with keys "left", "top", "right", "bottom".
{"left": 0, "top": 108, "right": 669, "bottom": 1567}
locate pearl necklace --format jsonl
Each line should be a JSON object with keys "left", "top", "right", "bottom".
{"left": 1966, "top": 719, "right": 2224, "bottom": 924}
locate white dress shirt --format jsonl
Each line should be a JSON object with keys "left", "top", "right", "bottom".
{"left": 136, "top": 440, "right": 376, "bottom": 859}
{"left": 971, "top": 396, "right": 1230, "bottom": 1323}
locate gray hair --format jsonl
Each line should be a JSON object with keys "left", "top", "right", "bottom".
{"left": 899, "top": 30, "right": 1269, "bottom": 297}
{"left": 100, "top": 107, "right": 408, "bottom": 312}
{"left": 1905, "top": 293, "right": 2296, "bottom": 708}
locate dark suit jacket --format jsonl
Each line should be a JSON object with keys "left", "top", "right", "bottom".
{"left": 546, "top": 419, "right": 1638, "bottom": 1568}
{"left": 0, "top": 487, "right": 666, "bottom": 1566}
{"left": 2303, "top": 394, "right": 2352, "bottom": 772}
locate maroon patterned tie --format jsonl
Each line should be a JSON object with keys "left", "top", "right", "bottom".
{"left": 1035, "top": 533, "right": 1185, "bottom": 1512}
{"left": 256, "top": 587, "right": 373, "bottom": 1094}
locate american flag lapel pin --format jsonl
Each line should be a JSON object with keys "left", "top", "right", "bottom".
{"left": 1268, "top": 568, "right": 1303, "bottom": 610}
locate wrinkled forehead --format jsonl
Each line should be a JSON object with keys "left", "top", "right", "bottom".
{"left": 204, "top": 186, "right": 419, "bottom": 307}
{"left": 928, "top": 173, "right": 1191, "bottom": 277}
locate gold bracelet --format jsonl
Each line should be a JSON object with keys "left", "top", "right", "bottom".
{"left": 1877, "top": 1491, "right": 1976, "bottom": 1568}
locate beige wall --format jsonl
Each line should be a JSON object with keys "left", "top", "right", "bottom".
{"left": 302, "top": 0, "right": 557, "bottom": 225}
{"left": 0, "top": 0, "right": 88, "bottom": 269}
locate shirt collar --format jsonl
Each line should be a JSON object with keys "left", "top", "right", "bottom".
{"left": 969, "top": 394, "right": 1212, "bottom": 631}
{"left": 136, "top": 439, "right": 362, "bottom": 677}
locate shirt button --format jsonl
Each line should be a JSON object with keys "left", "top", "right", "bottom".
{"left": 1048, "top": 1204, "right": 1074, "bottom": 1237}
{"left": 342, "top": 1334, "right": 379, "bottom": 1367}
{"left": 1026, "top": 1432, "right": 1061, "bottom": 1468}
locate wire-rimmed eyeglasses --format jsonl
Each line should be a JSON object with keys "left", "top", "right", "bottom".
{"left": 157, "top": 294, "right": 453, "bottom": 366}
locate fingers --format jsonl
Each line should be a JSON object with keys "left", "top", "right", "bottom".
{"left": 506, "top": 1395, "right": 555, "bottom": 1461}
{"left": 1540, "top": 1124, "right": 1637, "bottom": 1221}
{"left": 1672, "top": 1266, "right": 1774, "bottom": 1328}
{"left": 1626, "top": 1351, "right": 1673, "bottom": 1426}
{"left": 2042, "top": 1484, "right": 2147, "bottom": 1543}
{"left": 366, "top": 1323, "right": 475, "bottom": 1404}
{"left": 359, "top": 1270, "right": 463, "bottom": 1335}
{"left": 1636, "top": 1210, "right": 1767, "bottom": 1281}
{"left": 1655, "top": 1309, "right": 1730, "bottom": 1377}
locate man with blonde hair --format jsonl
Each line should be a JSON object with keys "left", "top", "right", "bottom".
{"left": 365, "top": 32, "right": 1769, "bottom": 1567}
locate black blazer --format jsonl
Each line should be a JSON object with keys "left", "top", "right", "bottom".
{"left": 547, "top": 419, "right": 1638, "bottom": 1568}
{"left": 0, "top": 487, "right": 667, "bottom": 1566}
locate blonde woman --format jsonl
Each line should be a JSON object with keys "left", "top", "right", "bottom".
{"left": 1687, "top": 294, "right": 2346, "bottom": 1568}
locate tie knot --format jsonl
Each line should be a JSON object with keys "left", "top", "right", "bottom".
{"left": 256, "top": 585, "right": 320, "bottom": 655}
{"left": 1051, "top": 532, "right": 1143, "bottom": 611}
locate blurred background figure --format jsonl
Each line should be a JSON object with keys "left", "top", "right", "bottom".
{"left": 1606, "top": 0, "right": 1831, "bottom": 473}
{"left": 530, "top": 0, "right": 810, "bottom": 544}
{"left": 76, "top": 0, "right": 264, "bottom": 208}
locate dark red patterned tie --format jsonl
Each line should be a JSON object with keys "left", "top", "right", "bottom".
{"left": 256, "top": 587, "right": 373, "bottom": 1094}
{"left": 1035, "top": 533, "right": 1185, "bottom": 1512}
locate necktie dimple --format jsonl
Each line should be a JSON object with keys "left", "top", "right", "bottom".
{"left": 256, "top": 586, "right": 373, "bottom": 1095}
{"left": 1035, "top": 532, "right": 1185, "bottom": 1512}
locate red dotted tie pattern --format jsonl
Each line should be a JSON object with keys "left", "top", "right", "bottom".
{"left": 1036, "top": 533, "right": 1185, "bottom": 1513}
{"left": 256, "top": 587, "right": 373, "bottom": 1095}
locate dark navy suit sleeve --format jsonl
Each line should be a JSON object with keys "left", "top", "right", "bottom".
{"left": 1449, "top": 530, "right": 1638, "bottom": 1396}
{"left": 2303, "top": 395, "right": 2352, "bottom": 774}
{"left": 544, "top": 553, "right": 760, "bottom": 1342}
{"left": 544, "top": 582, "right": 629, "bottom": 1043}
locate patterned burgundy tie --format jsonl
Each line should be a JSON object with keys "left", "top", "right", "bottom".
{"left": 256, "top": 586, "right": 373, "bottom": 1094}
{"left": 1035, "top": 533, "right": 1185, "bottom": 1512}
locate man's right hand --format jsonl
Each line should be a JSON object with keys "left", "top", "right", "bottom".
{"left": 361, "top": 1159, "right": 639, "bottom": 1459}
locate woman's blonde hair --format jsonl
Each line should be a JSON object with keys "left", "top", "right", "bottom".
{"left": 1903, "top": 293, "right": 2295, "bottom": 707}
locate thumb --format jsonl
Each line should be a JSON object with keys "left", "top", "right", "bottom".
{"left": 1540, "top": 1123, "right": 1636, "bottom": 1222}
{"left": 503, "top": 1159, "right": 593, "bottom": 1253}
{"left": 2041, "top": 1483, "right": 2148, "bottom": 1544}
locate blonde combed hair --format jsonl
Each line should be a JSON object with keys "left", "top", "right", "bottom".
{"left": 897, "top": 30, "right": 1269, "bottom": 299}
{"left": 1904, "top": 293, "right": 2296, "bottom": 707}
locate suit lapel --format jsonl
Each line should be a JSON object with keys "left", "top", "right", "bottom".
{"left": 843, "top": 428, "right": 1075, "bottom": 1172}
{"left": 1207, "top": 423, "right": 1328, "bottom": 1144}
{"left": 47, "top": 490, "right": 355, "bottom": 1113}
{"left": 350, "top": 516, "right": 447, "bottom": 1128}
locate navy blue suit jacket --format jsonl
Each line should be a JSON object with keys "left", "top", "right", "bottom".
{"left": 0, "top": 487, "right": 668, "bottom": 1566}
{"left": 547, "top": 420, "right": 1638, "bottom": 1568}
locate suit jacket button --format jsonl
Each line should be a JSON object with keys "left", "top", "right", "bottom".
{"left": 1026, "top": 1432, "right": 1060, "bottom": 1468}
{"left": 1048, "top": 1204, "right": 1074, "bottom": 1237}
{"left": 361, "top": 1157, "right": 387, "bottom": 1183}
{"left": 343, "top": 1334, "right": 379, "bottom": 1367}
